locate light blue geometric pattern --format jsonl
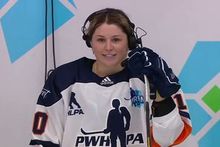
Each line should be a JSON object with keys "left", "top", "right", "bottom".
{"left": 199, "top": 120, "right": 220, "bottom": 147}
{"left": 0, "top": 0, "right": 8, "bottom": 9}
{"left": 187, "top": 99, "right": 211, "bottom": 135}
{"left": 1, "top": 0, "right": 74, "bottom": 63}
{"left": 179, "top": 41, "right": 220, "bottom": 93}
{"left": 68, "top": 0, "right": 77, "bottom": 8}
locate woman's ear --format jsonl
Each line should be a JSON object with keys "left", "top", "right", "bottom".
{"left": 91, "top": 43, "right": 95, "bottom": 54}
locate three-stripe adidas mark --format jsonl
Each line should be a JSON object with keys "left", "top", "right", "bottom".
{"left": 100, "top": 77, "right": 114, "bottom": 85}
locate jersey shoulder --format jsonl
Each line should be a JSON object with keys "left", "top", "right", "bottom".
{"left": 37, "top": 57, "right": 94, "bottom": 106}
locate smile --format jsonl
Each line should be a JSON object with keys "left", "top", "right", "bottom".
{"left": 103, "top": 54, "right": 116, "bottom": 57}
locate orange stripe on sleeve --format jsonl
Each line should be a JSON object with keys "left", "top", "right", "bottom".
{"left": 150, "top": 127, "right": 160, "bottom": 147}
{"left": 150, "top": 121, "right": 192, "bottom": 147}
{"left": 170, "top": 121, "right": 192, "bottom": 146}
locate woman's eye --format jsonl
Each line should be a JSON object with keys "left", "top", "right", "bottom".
{"left": 112, "top": 38, "right": 121, "bottom": 42}
{"left": 97, "top": 38, "right": 105, "bottom": 42}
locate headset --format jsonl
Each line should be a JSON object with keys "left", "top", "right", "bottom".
{"left": 81, "top": 8, "right": 142, "bottom": 49}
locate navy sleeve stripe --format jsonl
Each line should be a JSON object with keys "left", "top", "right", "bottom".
{"left": 179, "top": 110, "right": 191, "bottom": 119}
{"left": 30, "top": 139, "right": 59, "bottom": 147}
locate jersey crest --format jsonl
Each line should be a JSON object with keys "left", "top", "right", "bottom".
{"left": 68, "top": 92, "right": 84, "bottom": 116}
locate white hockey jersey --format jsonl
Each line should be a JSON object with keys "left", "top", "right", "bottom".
{"left": 30, "top": 57, "right": 192, "bottom": 147}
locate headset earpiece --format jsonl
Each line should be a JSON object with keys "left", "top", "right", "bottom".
{"left": 129, "top": 36, "right": 138, "bottom": 49}
{"left": 81, "top": 16, "right": 92, "bottom": 48}
{"left": 126, "top": 21, "right": 137, "bottom": 49}
{"left": 82, "top": 34, "right": 91, "bottom": 48}
{"left": 81, "top": 10, "right": 96, "bottom": 48}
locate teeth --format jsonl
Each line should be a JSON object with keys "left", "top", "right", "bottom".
{"left": 104, "top": 54, "right": 115, "bottom": 57}
{"left": 106, "top": 55, "right": 113, "bottom": 57}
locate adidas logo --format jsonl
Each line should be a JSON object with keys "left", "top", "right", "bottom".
{"left": 100, "top": 77, "right": 114, "bottom": 85}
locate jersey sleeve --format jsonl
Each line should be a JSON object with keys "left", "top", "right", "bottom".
{"left": 151, "top": 89, "right": 192, "bottom": 147}
{"left": 29, "top": 71, "right": 66, "bottom": 147}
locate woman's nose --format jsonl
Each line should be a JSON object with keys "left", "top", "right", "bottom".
{"left": 105, "top": 40, "right": 113, "bottom": 51}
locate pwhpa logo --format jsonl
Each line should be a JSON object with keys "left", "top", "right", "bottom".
{"left": 68, "top": 92, "right": 84, "bottom": 116}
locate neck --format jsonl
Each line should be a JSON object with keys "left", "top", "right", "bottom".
{"left": 93, "top": 61, "right": 123, "bottom": 77}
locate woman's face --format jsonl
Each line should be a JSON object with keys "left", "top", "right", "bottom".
{"left": 91, "top": 23, "right": 129, "bottom": 71}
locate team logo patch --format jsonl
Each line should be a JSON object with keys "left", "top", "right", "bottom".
{"left": 68, "top": 92, "right": 84, "bottom": 116}
{"left": 40, "top": 88, "right": 51, "bottom": 99}
{"left": 125, "top": 88, "right": 144, "bottom": 108}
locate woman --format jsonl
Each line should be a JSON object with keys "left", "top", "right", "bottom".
{"left": 30, "top": 8, "right": 192, "bottom": 147}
